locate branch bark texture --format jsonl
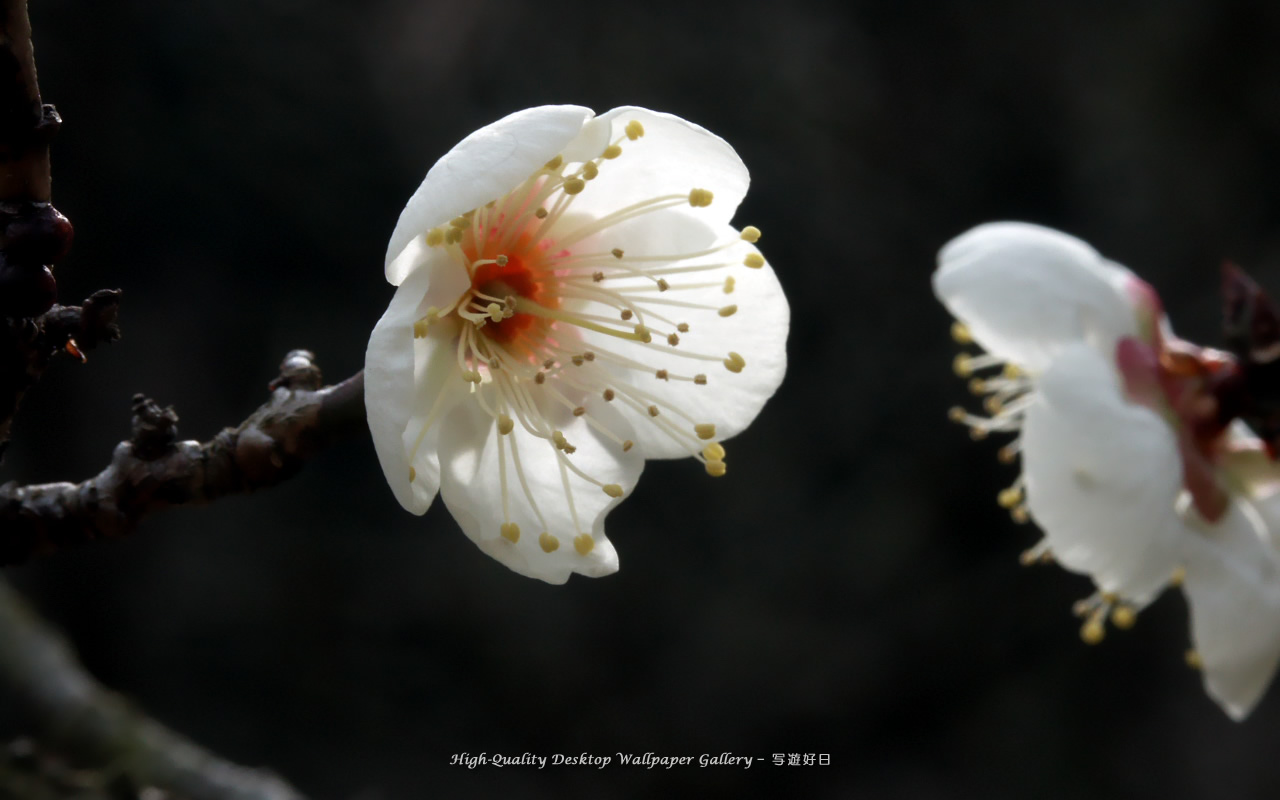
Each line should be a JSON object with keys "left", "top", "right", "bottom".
{"left": 0, "top": 350, "right": 365, "bottom": 565}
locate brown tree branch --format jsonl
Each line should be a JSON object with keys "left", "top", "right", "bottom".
{"left": 0, "top": 576, "right": 307, "bottom": 800}
{"left": 0, "top": 349, "right": 366, "bottom": 565}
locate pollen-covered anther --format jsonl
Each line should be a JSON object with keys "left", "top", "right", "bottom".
{"left": 656, "top": 369, "right": 669, "bottom": 381}
{"left": 602, "top": 388, "right": 615, "bottom": 401}
{"left": 1010, "top": 504, "right": 1029, "bottom": 524}
{"left": 602, "top": 484, "right": 624, "bottom": 498}
{"left": 723, "top": 352, "right": 746, "bottom": 373}
{"left": 497, "top": 414, "right": 515, "bottom": 435}
{"left": 740, "top": 225, "right": 761, "bottom": 243}
{"left": 984, "top": 395, "right": 1004, "bottom": 415}
{"left": 997, "top": 444, "right": 1019, "bottom": 464}
{"left": 445, "top": 227, "right": 464, "bottom": 245}
{"left": 409, "top": 466, "right": 417, "bottom": 482}
{"left": 743, "top": 253, "right": 765, "bottom": 269}
{"left": 724, "top": 277, "right": 736, "bottom": 294}
{"left": 552, "top": 430, "right": 576, "bottom": 453}
{"left": 573, "top": 406, "right": 586, "bottom": 417}
{"left": 572, "top": 355, "right": 585, "bottom": 366}
{"left": 1018, "top": 543, "right": 1052, "bottom": 566}
{"left": 582, "top": 162, "right": 599, "bottom": 180}
{"left": 950, "top": 321, "right": 973, "bottom": 344}
{"left": 603, "top": 144, "right": 622, "bottom": 159}
{"left": 583, "top": 351, "right": 595, "bottom": 361}
{"left": 413, "top": 319, "right": 430, "bottom": 338}
{"left": 953, "top": 353, "right": 975, "bottom": 377}
{"left": 694, "top": 374, "right": 707, "bottom": 385}
{"left": 573, "top": 534, "right": 595, "bottom": 555}
{"left": 425, "top": 228, "right": 445, "bottom": 247}
{"left": 1110, "top": 605, "right": 1137, "bottom": 630}
{"left": 634, "top": 324, "right": 652, "bottom": 343}
{"left": 449, "top": 215, "right": 469, "bottom": 229}
{"left": 535, "top": 373, "right": 546, "bottom": 384}
{"left": 622, "top": 439, "right": 634, "bottom": 452}
{"left": 539, "top": 532, "right": 560, "bottom": 553}
{"left": 1185, "top": 649, "right": 1203, "bottom": 670}
{"left": 500, "top": 522, "right": 521, "bottom": 543}
{"left": 719, "top": 305, "right": 738, "bottom": 318}
{"left": 703, "top": 442, "right": 725, "bottom": 460}
{"left": 688, "top": 188, "right": 714, "bottom": 207}
{"left": 486, "top": 303, "right": 504, "bottom": 323}
{"left": 667, "top": 333, "right": 680, "bottom": 346}
{"left": 544, "top": 155, "right": 563, "bottom": 170}
{"left": 968, "top": 378, "right": 987, "bottom": 395}
{"left": 695, "top": 423, "right": 716, "bottom": 440}
{"left": 611, "top": 248, "right": 624, "bottom": 259}
{"left": 535, "top": 207, "right": 549, "bottom": 219}
{"left": 1080, "top": 611, "right": 1107, "bottom": 645}
{"left": 621, "top": 310, "right": 634, "bottom": 321}
{"left": 648, "top": 405, "right": 660, "bottom": 417}
{"left": 657, "top": 278, "right": 670, "bottom": 291}
{"left": 593, "top": 271, "right": 605, "bottom": 282}
{"left": 705, "top": 459, "right": 727, "bottom": 477}
{"left": 997, "top": 486, "right": 1022, "bottom": 509}
{"left": 564, "top": 178, "right": 586, "bottom": 195}
{"left": 625, "top": 120, "right": 645, "bottom": 140}
{"left": 677, "top": 322, "right": 690, "bottom": 333}
{"left": 462, "top": 370, "right": 483, "bottom": 384}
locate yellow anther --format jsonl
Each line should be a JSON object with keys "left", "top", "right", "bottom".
{"left": 602, "top": 484, "right": 624, "bottom": 498}
{"left": 657, "top": 278, "right": 670, "bottom": 291}
{"left": 413, "top": 319, "right": 430, "bottom": 338}
{"left": 444, "top": 227, "right": 463, "bottom": 245}
{"left": 625, "top": 120, "right": 645, "bottom": 140}
{"left": 573, "top": 534, "right": 595, "bottom": 555}
{"left": 409, "top": 466, "right": 417, "bottom": 482}
{"left": 724, "top": 352, "right": 746, "bottom": 373}
{"left": 487, "top": 302, "right": 504, "bottom": 323}
{"left": 497, "top": 414, "right": 515, "bottom": 435}
{"left": 719, "top": 305, "right": 738, "bottom": 318}
{"left": 1080, "top": 616, "right": 1106, "bottom": 645}
{"left": 462, "top": 370, "right": 483, "bottom": 384}
{"left": 1111, "top": 605, "right": 1137, "bottom": 630}
{"left": 953, "top": 353, "right": 973, "bottom": 377}
{"left": 656, "top": 369, "right": 669, "bottom": 380}
{"left": 667, "top": 333, "right": 680, "bottom": 346}
{"left": 535, "top": 207, "right": 549, "bottom": 219}
{"left": 572, "top": 355, "right": 584, "bottom": 366}
{"left": 449, "top": 215, "right": 469, "bottom": 229}
{"left": 677, "top": 322, "right": 690, "bottom": 333}
{"left": 1185, "top": 649, "right": 1203, "bottom": 670}
{"left": 688, "top": 188, "right": 714, "bottom": 207}
{"left": 705, "top": 459, "right": 727, "bottom": 477}
{"left": 622, "top": 439, "right": 634, "bottom": 452}
{"left": 563, "top": 178, "right": 586, "bottom": 195}
{"left": 539, "top": 532, "right": 560, "bottom": 553}
{"left": 583, "top": 351, "right": 595, "bottom": 361}
{"left": 1018, "top": 546, "right": 1049, "bottom": 566}
{"left": 1003, "top": 363, "right": 1022, "bottom": 378}
{"left": 947, "top": 406, "right": 967, "bottom": 422}
{"left": 984, "top": 395, "right": 1004, "bottom": 415}
{"left": 634, "top": 324, "right": 652, "bottom": 342}
{"left": 695, "top": 423, "right": 716, "bottom": 440}
{"left": 535, "top": 372, "right": 546, "bottom": 384}
{"left": 611, "top": 247, "right": 624, "bottom": 259}
{"left": 543, "top": 359, "right": 556, "bottom": 369}
{"left": 968, "top": 378, "right": 987, "bottom": 395}
{"left": 573, "top": 406, "right": 586, "bottom": 417}
{"left": 723, "top": 276, "right": 736, "bottom": 294}
{"left": 425, "top": 228, "right": 445, "bottom": 247}
{"left": 743, "top": 253, "right": 765, "bottom": 269}
{"left": 603, "top": 144, "right": 622, "bottom": 159}
{"left": 997, "top": 487, "right": 1021, "bottom": 509}
{"left": 1170, "top": 566, "right": 1187, "bottom": 587}
{"left": 702, "top": 442, "right": 726, "bottom": 460}
{"left": 950, "top": 321, "right": 973, "bottom": 343}
{"left": 740, "top": 225, "right": 762, "bottom": 243}
{"left": 495, "top": 255, "right": 508, "bottom": 266}
{"left": 582, "top": 162, "right": 599, "bottom": 180}
{"left": 544, "top": 154, "right": 563, "bottom": 170}
{"left": 603, "top": 388, "right": 615, "bottom": 401}
{"left": 648, "top": 405, "right": 660, "bottom": 417}
{"left": 500, "top": 522, "right": 521, "bottom": 543}
{"left": 621, "top": 309, "right": 634, "bottom": 321}
{"left": 997, "top": 444, "right": 1019, "bottom": 464}
{"left": 1010, "top": 504, "right": 1029, "bottom": 523}
{"left": 592, "top": 271, "right": 605, "bottom": 282}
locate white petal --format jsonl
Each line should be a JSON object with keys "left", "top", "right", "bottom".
{"left": 934, "top": 222, "right": 1140, "bottom": 373}
{"left": 562, "top": 106, "right": 750, "bottom": 230}
{"left": 1020, "top": 343, "right": 1185, "bottom": 604}
{"left": 436, "top": 384, "right": 643, "bottom": 584}
{"left": 365, "top": 254, "right": 472, "bottom": 514}
{"left": 1182, "top": 498, "right": 1280, "bottom": 720}
{"left": 385, "top": 105, "right": 594, "bottom": 285}
{"left": 569, "top": 214, "right": 788, "bottom": 459}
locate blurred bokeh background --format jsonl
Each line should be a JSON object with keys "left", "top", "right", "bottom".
{"left": 5, "top": 0, "right": 1280, "bottom": 796}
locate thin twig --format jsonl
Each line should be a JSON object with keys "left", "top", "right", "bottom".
{"left": 0, "top": 349, "right": 366, "bottom": 565}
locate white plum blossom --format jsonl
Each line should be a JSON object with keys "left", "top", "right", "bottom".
{"left": 935, "top": 221, "right": 1280, "bottom": 720}
{"left": 366, "top": 105, "right": 788, "bottom": 584}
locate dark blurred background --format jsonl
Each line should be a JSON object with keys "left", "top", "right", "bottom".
{"left": 5, "top": 0, "right": 1280, "bottom": 797}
